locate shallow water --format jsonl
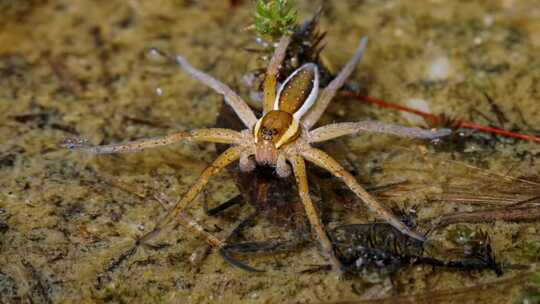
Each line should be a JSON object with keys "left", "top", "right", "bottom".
{"left": 0, "top": 1, "right": 539, "bottom": 303}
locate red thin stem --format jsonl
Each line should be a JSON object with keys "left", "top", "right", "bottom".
{"left": 341, "top": 91, "right": 540, "bottom": 144}
{"left": 457, "top": 121, "right": 540, "bottom": 143}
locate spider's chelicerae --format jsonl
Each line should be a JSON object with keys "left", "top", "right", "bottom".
{"left": 67, "top": 35, "right": 450, "bottom": 272}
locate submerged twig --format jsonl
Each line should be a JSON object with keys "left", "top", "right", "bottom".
{"left": 425, "top": 205, "right": 540, "bottom": 228}
{"left": 419, "top": 159, "right": 540, "bottom": 228}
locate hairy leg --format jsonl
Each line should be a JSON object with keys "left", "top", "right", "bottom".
{"left": 289, "top": 154, "right": 344, "bottom": 273}
{"left": 263, "top": 35, "right": 292, "bottom": 114}
{"left": 150, "top": 191, "right": 225, "bottom": 248}
{"left": 308, "top": 121, "right": 452, "bottom": 143}
{"left": 302, "top": 37, "right": 368, "bottom": 129}
{"left": 176, "top": 56, "right": 258, "bottom": 129}
{"left": 93, "top": 179, "right": 225, "bottom": 286}
{"left": 300, "top": 147, "right": 426, "bottom": 242}
{"left": 140, "top": 146, "right": 245, "bottom": 243}
{"left": 63, "top": 128, "right": 243, "bottom": 154}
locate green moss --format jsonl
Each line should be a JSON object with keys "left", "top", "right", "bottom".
{"left": 253, "top": 0, "right": 297, "bottom": 37}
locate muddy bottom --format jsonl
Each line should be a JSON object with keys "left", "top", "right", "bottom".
{"left": 0, "top": 1, "right": 539, "bottom": 303}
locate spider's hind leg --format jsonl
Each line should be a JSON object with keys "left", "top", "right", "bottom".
{"left": 302, "top": 37, "right": 369, "bottom": 129}
{"left": 301, "top": 147, "right": 427, "bottom": 242}
{"left": 175, "top": 55, "right": 258, "bottom": 129}
{"left": 262, "top": 36, "right": 292, "bottom": 114}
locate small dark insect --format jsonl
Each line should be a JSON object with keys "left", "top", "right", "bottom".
{"left": 330, "top": 223, "right": 502, "bottom": 278}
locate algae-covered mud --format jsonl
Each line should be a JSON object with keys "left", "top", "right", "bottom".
{"left": 1, "top": 1, "right": 539, "bottom": 303}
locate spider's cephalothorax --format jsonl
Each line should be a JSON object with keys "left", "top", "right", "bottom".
{"left": 253, "top": 63, "right": 318, "bottom": 166}
{"left": 68, "top": 35, "right": 451, "bottom": 274}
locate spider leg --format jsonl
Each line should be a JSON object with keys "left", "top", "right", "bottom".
{"left": 289, "top": 154, "right": 345, "bottom": 273}
{"left": 300, "top": 147, "right": 426, "bottom": 242}
{"left": 176, "top": 56, "right": 258, "bottom": 129}
{"left": 93, "top": 179, "right": 225, "bottom": 286}
{"left": 302, "top": 37, "right": 368, "bottom": 129}
{"left": 263, "top": 35, "right": 292, "bottom": 114}
{"left": 139, "top": 188, "right": 227, "bottom": 248}
{"left": 140, "top": 146, "right": 246, "bottom": 243}
{"left": 308, "top": 121, "right": 452, "bottom": 143}
{"left": 63, "top": 128, "right": 243, "bottom": 154}
{"left": 169, "top": 210, "right": 224, "bottom": 247}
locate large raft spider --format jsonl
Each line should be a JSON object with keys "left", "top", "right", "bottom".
{"left": 66, "top": 35, "right": 451, "bottom": 273}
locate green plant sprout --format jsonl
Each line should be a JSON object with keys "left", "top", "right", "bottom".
{"left": 253, "top": 0, "right": 297, "bottom": 37}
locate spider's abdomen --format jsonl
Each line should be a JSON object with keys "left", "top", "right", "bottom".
{"left": 274, "top": 63, "right": 319, "bottom": 120}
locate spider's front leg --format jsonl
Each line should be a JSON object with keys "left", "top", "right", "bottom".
{"left": 63, "top": 128, "right": 243, "bottom": 154}
{"left": 138, "top": 145, "right": 246, "bottom": 244}
{"left": 289, "top": 154, "right": 345, "bottom": 273}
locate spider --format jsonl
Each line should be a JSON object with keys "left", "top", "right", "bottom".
{"left": 66, "top": 35, "right": 451, "bottom": 273}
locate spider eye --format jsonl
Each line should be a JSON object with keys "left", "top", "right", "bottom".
{"left": 260, "top": 127, "right": 276, "bottom": 139}
{"left": 255, "top": 110, "right": 300, "bottom": 147}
